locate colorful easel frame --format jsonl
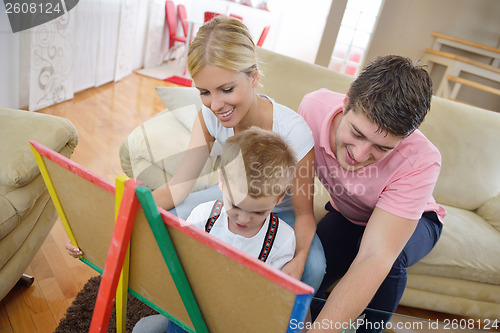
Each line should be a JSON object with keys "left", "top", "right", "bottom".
{"left": 30, "top": 140, "right": 314, "bottom": 332}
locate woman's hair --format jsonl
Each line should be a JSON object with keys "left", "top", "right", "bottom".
{"left": 346, "top": 55, "right": 433, "bottom": 137}
{"left": 187, "top": 16, "right": 259, "bottom": 78}
{"left": 220, "top": 127, "right": 297, "bottom": 199}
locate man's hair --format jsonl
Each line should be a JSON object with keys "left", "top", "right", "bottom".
{"left": 220, "top": 127, "right": 297, "bottom": 199}
{"left": 187, "top": 16, "right": 259, "bottom": 79}
{"left": 346, "top": 55, "right": 433, "bottom": 137}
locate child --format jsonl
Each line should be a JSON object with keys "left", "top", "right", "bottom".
{"left": 133, "top": 126, "right": 297, "bottom": 332}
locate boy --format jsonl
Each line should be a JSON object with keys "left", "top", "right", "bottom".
{"left": 299, "top": 55, "right": 445, "bottom": 333}
{"left": 185, "top": 126, "right": 297, "bottom": 268}
{"left": 133, "top": 126, "right": 298, "bottom": 332}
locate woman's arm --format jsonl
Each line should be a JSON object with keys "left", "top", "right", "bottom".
{"left": 153, "top": 110, "right": 214, "bottom": 210}
{"left": 281, "top": 148, "right": 317, "bottom": 280}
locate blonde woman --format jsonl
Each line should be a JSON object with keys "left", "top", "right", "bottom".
{"left": 148, "top": 15, "right": 325, "bottom": 291}
{"left": 67, "top": 16, "right": 325, "bottom": 308}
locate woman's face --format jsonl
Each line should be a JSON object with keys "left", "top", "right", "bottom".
{"left": 193, "top": 65, "right": 258, "bottom": 128}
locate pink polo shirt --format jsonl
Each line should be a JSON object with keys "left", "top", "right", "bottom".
{"left": 299, "top": 89, "right": 446, "bottom": 225}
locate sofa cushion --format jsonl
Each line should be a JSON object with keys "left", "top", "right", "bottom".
{"left": 123, "top": 105, "right": 217, "bottom": 191}
{"left": 0, "top": 176, "right": 48, "bottom": 240}
{"left": 408, "top": 205, "right": 500, "bottom": 285}
{"left": 0, "top": 108, "right": 78, "bottom": 188}
{"left": 0, "top": 195, "right": 17, "bottom": 241}
{"left": 419, "top": 97, "right": 500, "bottom": 211}
{"left": 476, "top": 193, "right": 500, "bottom": 233}
{"left": 403, "top": 275, "right": 500, "bottom": 320}
{"left": 155, "top": 86, "right": 202, "bottom": 118}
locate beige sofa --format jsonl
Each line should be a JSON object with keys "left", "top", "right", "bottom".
{"left": 120, "top": 48, "right": 500, "bottom": 320}
{"left": 0, "top": 108, "right": 78, "bottom": 300}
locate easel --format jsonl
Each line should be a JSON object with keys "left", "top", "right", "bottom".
{"left": 31, "top": 140, "right": 313, "bottom": 333}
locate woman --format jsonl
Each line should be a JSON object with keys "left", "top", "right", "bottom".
{"left": 152, "top": 15, "right": 324, "bottom": 290}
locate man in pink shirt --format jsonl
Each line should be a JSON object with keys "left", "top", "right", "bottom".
{"left": 298, "top": 55, "right": 445, "bottom": 333}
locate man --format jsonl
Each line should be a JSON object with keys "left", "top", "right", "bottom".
{"left": 298, "top": 55, "right": 446, "bottom": 333}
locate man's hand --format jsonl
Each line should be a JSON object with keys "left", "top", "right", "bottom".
{"left": 65, "top": 240, "right": 83, "bottom": 258}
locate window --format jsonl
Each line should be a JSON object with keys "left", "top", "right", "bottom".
{"left": 329, "top": 0, "right": 383, "bottom": 76}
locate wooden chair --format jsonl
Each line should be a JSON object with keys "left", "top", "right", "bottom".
{"left": 445, "top": 75, "right": 500, "bottom": 101}
{"left": 177, "top": 4, "right": 189, "bottom": 38}
{"left": 430, "top": 31, "right": 500, "bottom": 67}
{"left": 257, "top": 25, "right": 270, "bottom": 47}
{"left": 423, "top": 48, "right": 500, "bottom": 98}
{"left": 203, "top": 12, "right": 243, "bottom": 23}
{"left": 203, "top": 11, "right": 219, "bottom": 23}
{"left": 165, "top": 0, "right": 187, "bottom": 50}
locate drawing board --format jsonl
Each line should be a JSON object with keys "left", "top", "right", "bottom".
{"left": 30, "top": 140, "right": 314, "bottom": 333}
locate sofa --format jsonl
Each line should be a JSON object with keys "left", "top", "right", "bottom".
{"left": 0, "top": 108, "right": 78, "bottom": 301}
{"left": 120, "top": 47, "right": 500, "bottom": 320}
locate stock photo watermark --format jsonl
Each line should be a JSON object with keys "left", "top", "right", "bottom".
{"left": 3, "top": 0, "right": 79, "bottom": 33}
{"left": 290, "top": 318, "right": 499, "bottom": 331}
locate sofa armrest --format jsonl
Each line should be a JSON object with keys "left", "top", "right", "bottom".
{"left": 0, "top": 108, "right": 78, "bottom": 240}
{"left": 0, "top": 108, "right": 78, "bottom": 188}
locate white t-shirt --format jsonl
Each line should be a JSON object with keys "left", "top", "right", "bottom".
{"left": 202, "top": 95, "right": 314, "bottom": 211}
{"left": 186, "top": 200, "right": 296, "bottom": 270}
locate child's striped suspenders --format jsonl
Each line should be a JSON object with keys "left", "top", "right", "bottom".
{"left": 204, "top": 200, "right": 279, "bottom": 263}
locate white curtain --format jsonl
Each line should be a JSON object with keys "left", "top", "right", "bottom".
{"left": 143, "top": 0, "right": 169, "bottom": 68}
{"left": 28, "top": 10, "right": 75, "bottom": 111}
{"left": 27, "top": 0, "right": 141, "bottom": 111}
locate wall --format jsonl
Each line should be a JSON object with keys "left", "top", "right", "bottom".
{"left": 269, "top": 0, "right": 332, "bottom": 64}
{"left": 365, "top": 0, "right": 500, "bottom": 111}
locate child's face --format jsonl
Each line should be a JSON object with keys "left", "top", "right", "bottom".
{"left": 221, "top": 183, "right": 280, "bottom": 238}
{"left": 193, "top": 65, "right": 258, "bottom": 129}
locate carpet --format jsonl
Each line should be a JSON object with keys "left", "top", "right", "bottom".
{"left": 54, "top": 276, "right": 158, "bottom": 333}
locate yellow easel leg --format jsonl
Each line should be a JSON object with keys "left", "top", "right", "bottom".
{"left": 115, "top": 175, "right": 131, "bottom": 333}
{"left": 30, "top": 144, "right": 80, "bottom": 251}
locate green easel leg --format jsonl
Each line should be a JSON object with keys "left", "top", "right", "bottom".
{"left": 135, "top": 186, "right": 209, "bottom": 333}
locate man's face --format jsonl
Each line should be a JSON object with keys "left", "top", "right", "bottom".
{"left": 331, "top": 105, "right": 403, "bottom": 172}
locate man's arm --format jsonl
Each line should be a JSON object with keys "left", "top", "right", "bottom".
{"left": 308, "top": 207, "right": 418, "bottom": 332}
{"left": 281, "top": 149, "right": 317, "bottom": 280}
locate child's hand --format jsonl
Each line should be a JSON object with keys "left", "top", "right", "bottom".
{"left": 280, "top": 257, "right": 305, "bottom": 281}
{"left": 65, "top": 240, "right": 83, "bottom": 258}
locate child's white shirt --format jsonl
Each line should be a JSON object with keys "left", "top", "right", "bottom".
{"left": 186, "top": 200, "right": 296, "bottom": 270}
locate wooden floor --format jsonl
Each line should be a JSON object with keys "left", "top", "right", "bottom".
{"left": 0, "top": 72, "right": 497, "bottom": 332}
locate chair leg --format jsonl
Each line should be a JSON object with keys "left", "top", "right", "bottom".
{"left": 18, "top": 274, "right": 35, "bottom": 286}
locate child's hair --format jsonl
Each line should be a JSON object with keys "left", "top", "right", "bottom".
{"left": 187, "top": 15, "right": 259, "bottom": 79}
{"left": 346, "top": 55, "right": 433, "bottom": 137}
{"left": 220, "top": 127, "right": 297, "bottom": 199}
